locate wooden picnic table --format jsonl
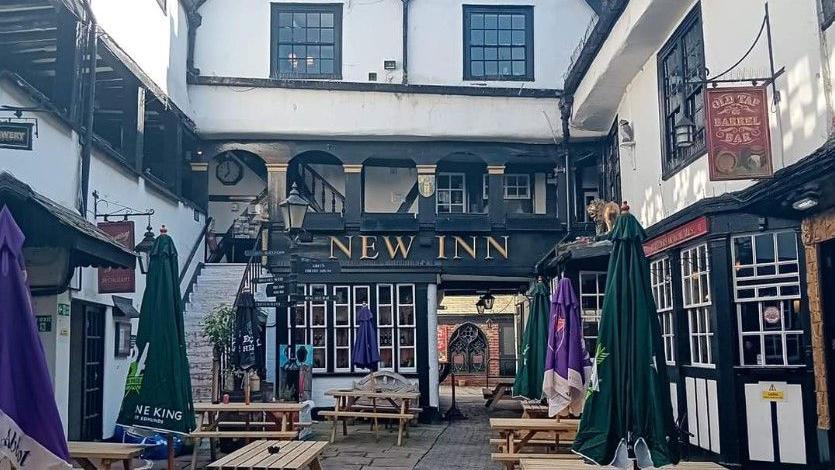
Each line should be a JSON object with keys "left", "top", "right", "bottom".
{"left": 68, "top": 441, "right": 144, "bottom": 470}
{"left": 520, "top": 401, "right": 549, "bottom": 419}
{"left": 483, "top": 378, "right": 516, "bottom": 410}
{"left": 208, "top": 440, "right": 328, "bottom": 469}
{"left": 191, "top": 402, "right": 305, "bottom": 468}
{"left": 321, "top": 389, "right": 419, "bottom": 446}
{"left": 520, "top": 458, "right": 727, "bottom": 469}
{"left": 490, "top": 418, "right": 578, "bottom": 469}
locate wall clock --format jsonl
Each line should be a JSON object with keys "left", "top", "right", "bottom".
{"left": 216, "top": 157, "right": 243, "bottom": 185}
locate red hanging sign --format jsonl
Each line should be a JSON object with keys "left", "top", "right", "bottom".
{"left": 98, "top": 221, "right": 136, "bottom": 293}
{"left": 643, "top": 216, "right": 709, "bottom": 257}
{"left": 705, "top": 86, "right": 773, "bottom": 181}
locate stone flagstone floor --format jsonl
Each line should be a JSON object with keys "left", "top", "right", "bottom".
{"left": 110, "top": 385, "right": 519, "bottom": 469}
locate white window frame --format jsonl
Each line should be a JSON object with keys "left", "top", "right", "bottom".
{"left": 579, "top": 271, "right": 606, "bottom": 352}
{"left": 396, "top": 284, "right": 418, "bottom": 373}
{"left": 681, "top": 243, "right": 714, "bottom": 368}
{"left": 651, "top": 257, "right": 675, "bottom": 365}
{"left": 437, "top": 172, "right": 467, "bottom": 214}
{"left": 376, "top": 284, "right": 396, "bottom": 371}
{"left": 503, "top": 174, "right": 530, "bottom": 199}
{"left": 332, "top": 285, "right": 352, "bottom": 372}
{"left": 308, "top": 283, "right": 328, "bottom": 373}
{"left": 287, "top": 284, "right": 308, "bottom": 346}
{"left": 732, "top": 231, "right": 804, "bottom": 368}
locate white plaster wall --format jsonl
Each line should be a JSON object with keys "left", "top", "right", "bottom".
{"left": 89, "top": 0, "right": 191, "bottom": 112}
{"left": 364, "top": 166, "right": 417, "bottom": 213}
{"left": 409, "top": 0, "right": 595, "bottom": 89}
{"left": 1, "top": 80, "right": 81, "bottom": 208}
{"left": 196, "top": 0, "right": 403, "bottom": 83}
{"left": 595, "top": 0, "right": 831, "bottom": 227}
{"left": 195, "top": 0, "right": 594, "bottom": 89}
{"left": 189, "top": 84, "right": 567, "bottom": 142}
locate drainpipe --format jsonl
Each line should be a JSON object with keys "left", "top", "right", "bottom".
{"left": 78, "top": 17, "right": 97, "bottom": 216}
{"left": 401, "top": 0, "right": 410, "bottom": 84}
{"left": 559, "top": 95, "right": 573, "bottom": 231}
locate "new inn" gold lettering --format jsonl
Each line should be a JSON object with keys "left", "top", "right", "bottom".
{"left": 329, "top": 235, "right": 509, "bottom": 261}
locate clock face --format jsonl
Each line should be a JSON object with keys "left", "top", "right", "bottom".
{"left": 216, "top": 158, "right": 243, "bottom": 185}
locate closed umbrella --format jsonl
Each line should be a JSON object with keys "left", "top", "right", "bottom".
{"left": 543, "top": 277, "right": 591, "bottom": 417}
{"left": 117, "top": 228, "right": 195, "bottom": 439}
{"left": 0, "top": 206, "right": 70, "bottom": 469}
{"left": 233, "top": 292, "right": 261, "bottom": 371}
{"left": 352, "top": 305, "right": 380, "bottom": 370}
{"left": 572, "top": 209, "right": 679, "bottom": 468}
{"left": 512, "top": 280, "right": 549, "bottom": 399}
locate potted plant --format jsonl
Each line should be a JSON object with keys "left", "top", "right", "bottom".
{"left": 202, "top": 304, "right": 235, "bottom": 401}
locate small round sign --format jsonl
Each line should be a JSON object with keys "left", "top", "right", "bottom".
{"left": 763, "top": 306, "right": 781, "bottom": 325}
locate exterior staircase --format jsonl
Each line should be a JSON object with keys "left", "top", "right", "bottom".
{"left": 183, "top": 263, "right": 247, "bottom": 402}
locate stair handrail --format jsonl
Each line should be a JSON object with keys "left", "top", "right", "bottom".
{"left": 298, "top": 163, "right": 345, "bottom": 213}
{"left": 179, "top": 216, "right": 213, "bottom": 283}
{"left": 232, "top": 224, "right": 267, "bottom": 309}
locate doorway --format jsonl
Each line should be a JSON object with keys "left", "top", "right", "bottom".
{"left": 68, "top": 302, "right": 105, "bottom": 441}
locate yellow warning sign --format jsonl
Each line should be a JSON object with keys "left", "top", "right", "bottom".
{"left": 762, "top": 384, "right": 785, "bottom": 402}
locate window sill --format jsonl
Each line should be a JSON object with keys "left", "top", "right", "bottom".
{"left": 661, "top": 145, "right": 707, "bottom": 181}
{"left": 464, "top": 77, "right": 535, "bottom": 83}
{"left": 684, "top": 363, "right": 716, "bottom": 370}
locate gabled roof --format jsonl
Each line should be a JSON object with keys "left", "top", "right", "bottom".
{"left": 0, "top": 172, "right": 136, "bottom": 269}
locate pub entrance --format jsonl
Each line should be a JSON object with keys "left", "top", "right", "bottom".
{"left": 68, "top": 301, "right": 106, "bottom": 441}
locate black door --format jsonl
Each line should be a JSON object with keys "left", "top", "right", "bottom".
{"left": 821, "top": 240, "right": 835, "bottom": 455}
{"left": 80, "top": 304, "right": 105, "bottom": 441}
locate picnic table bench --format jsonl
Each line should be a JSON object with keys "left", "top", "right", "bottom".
{"left": 208, "top": 440, "right": 327, "bottom": 469}
{"left": 68, "top": 441, "right": 144, "bottom": 470}
{"left": 483, "top": 378, "right": 516, "bottom": 410}
{"left": 490, "top": 418, "right": 578, "bottom": 469}
{"left": 520, "top": 458, "right": 727, "bottom": 469}
{"left": 190, "top": 402, "right": 304, "bottom": 468}
{"left": 321, "top": 389, "right": 419, "bottom": 446}
{"left": 520, "top": 401, "right": 549, "bottom": 419}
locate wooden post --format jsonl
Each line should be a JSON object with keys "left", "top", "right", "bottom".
{"left": 167, "top": 433, "right": 175, "bottom": 470}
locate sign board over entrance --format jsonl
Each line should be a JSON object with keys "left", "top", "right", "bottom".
{"left": 705, "top": 86, "right": 773, "bottom": 181}
{"left": 0, "top": 122, "right": 34, "bottom": 150}
{"left": 643, "top": 216, "right": 709, "bottom": 257}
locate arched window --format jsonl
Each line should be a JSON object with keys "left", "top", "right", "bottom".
{"left": 447, "top": 323, "right": 488, "bottom": 374}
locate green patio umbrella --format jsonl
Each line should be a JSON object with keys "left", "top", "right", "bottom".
{"left": 117, "top": 230, "right": 196, "bottom": 436}
{"left": 512, "top": 279, "right": 549, "bottom": 399}
{"left": 572, "top": 210, "right": 679, "bottom": 469}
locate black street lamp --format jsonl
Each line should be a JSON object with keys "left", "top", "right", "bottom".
{"left": 134, "top": 224, "right": 156, "bottom": 274}
{"left": 278, "top": 182, "right": 311, "bottom": 401}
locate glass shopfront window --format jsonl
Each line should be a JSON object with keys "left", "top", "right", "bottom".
{"left": 732, "top": 231, "right": 804, "bottom": 367}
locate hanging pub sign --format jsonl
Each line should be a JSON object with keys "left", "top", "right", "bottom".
{"left": 705, "top": 86, "right": 773, "bottom": 181}
{"left": 98, "top": 221, "right": 136, "bottom": 293}
{"left": 0, "top": 122, "right": 34, "bottom": 150}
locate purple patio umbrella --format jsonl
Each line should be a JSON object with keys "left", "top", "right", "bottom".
{"left": 542, "top": 277, "right": 592, "bottom": 417}
{"left": 352, "top": 304, "right": 380, "bottom": 370}
{"left": 0, "top": 206, "right": 71, "bottom": 469}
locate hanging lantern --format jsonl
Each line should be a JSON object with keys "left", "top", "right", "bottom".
{"left": 674, "top": 115, "right": 696, "bottom": 148}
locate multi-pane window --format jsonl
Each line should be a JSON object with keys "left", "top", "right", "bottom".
{"left": 377, "top": 285, "right": 396, "bottom": 370}
{"left": 823, "top": 0, "right": 835, "bottom": 28}
{"left": 503, "top": 174, "right": 530, "bottom": 199}
{"left": 333, "top": 285, "right": 352, "bottom": 371}
{"left": 397, "top": 285, "right": 417, "bottom": 372}
{"left": 651, "top": 257, "right": 675, "bottom": 365}
{"left": 732, "top": 232, "right": 804, "bottom": 366}
{"left": 308, "top": 284, "right": 328, "bottom": 372}
{"left": 463, "top": 5, "right": 533, "bottom": 81}
{"left": 437, "top": 173, "right": 467, "bottom": 213}
{"left": 681, "top": 244, "right": 713, "bottom": 367}
{"left": 272, "top": 4, "right": 342, "bottom": 79}
{"left": 658, "top": 7, "right": 705, "bottom": 176}
{"left": 579, "top": 272, "right": 607, "bottom": 352}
